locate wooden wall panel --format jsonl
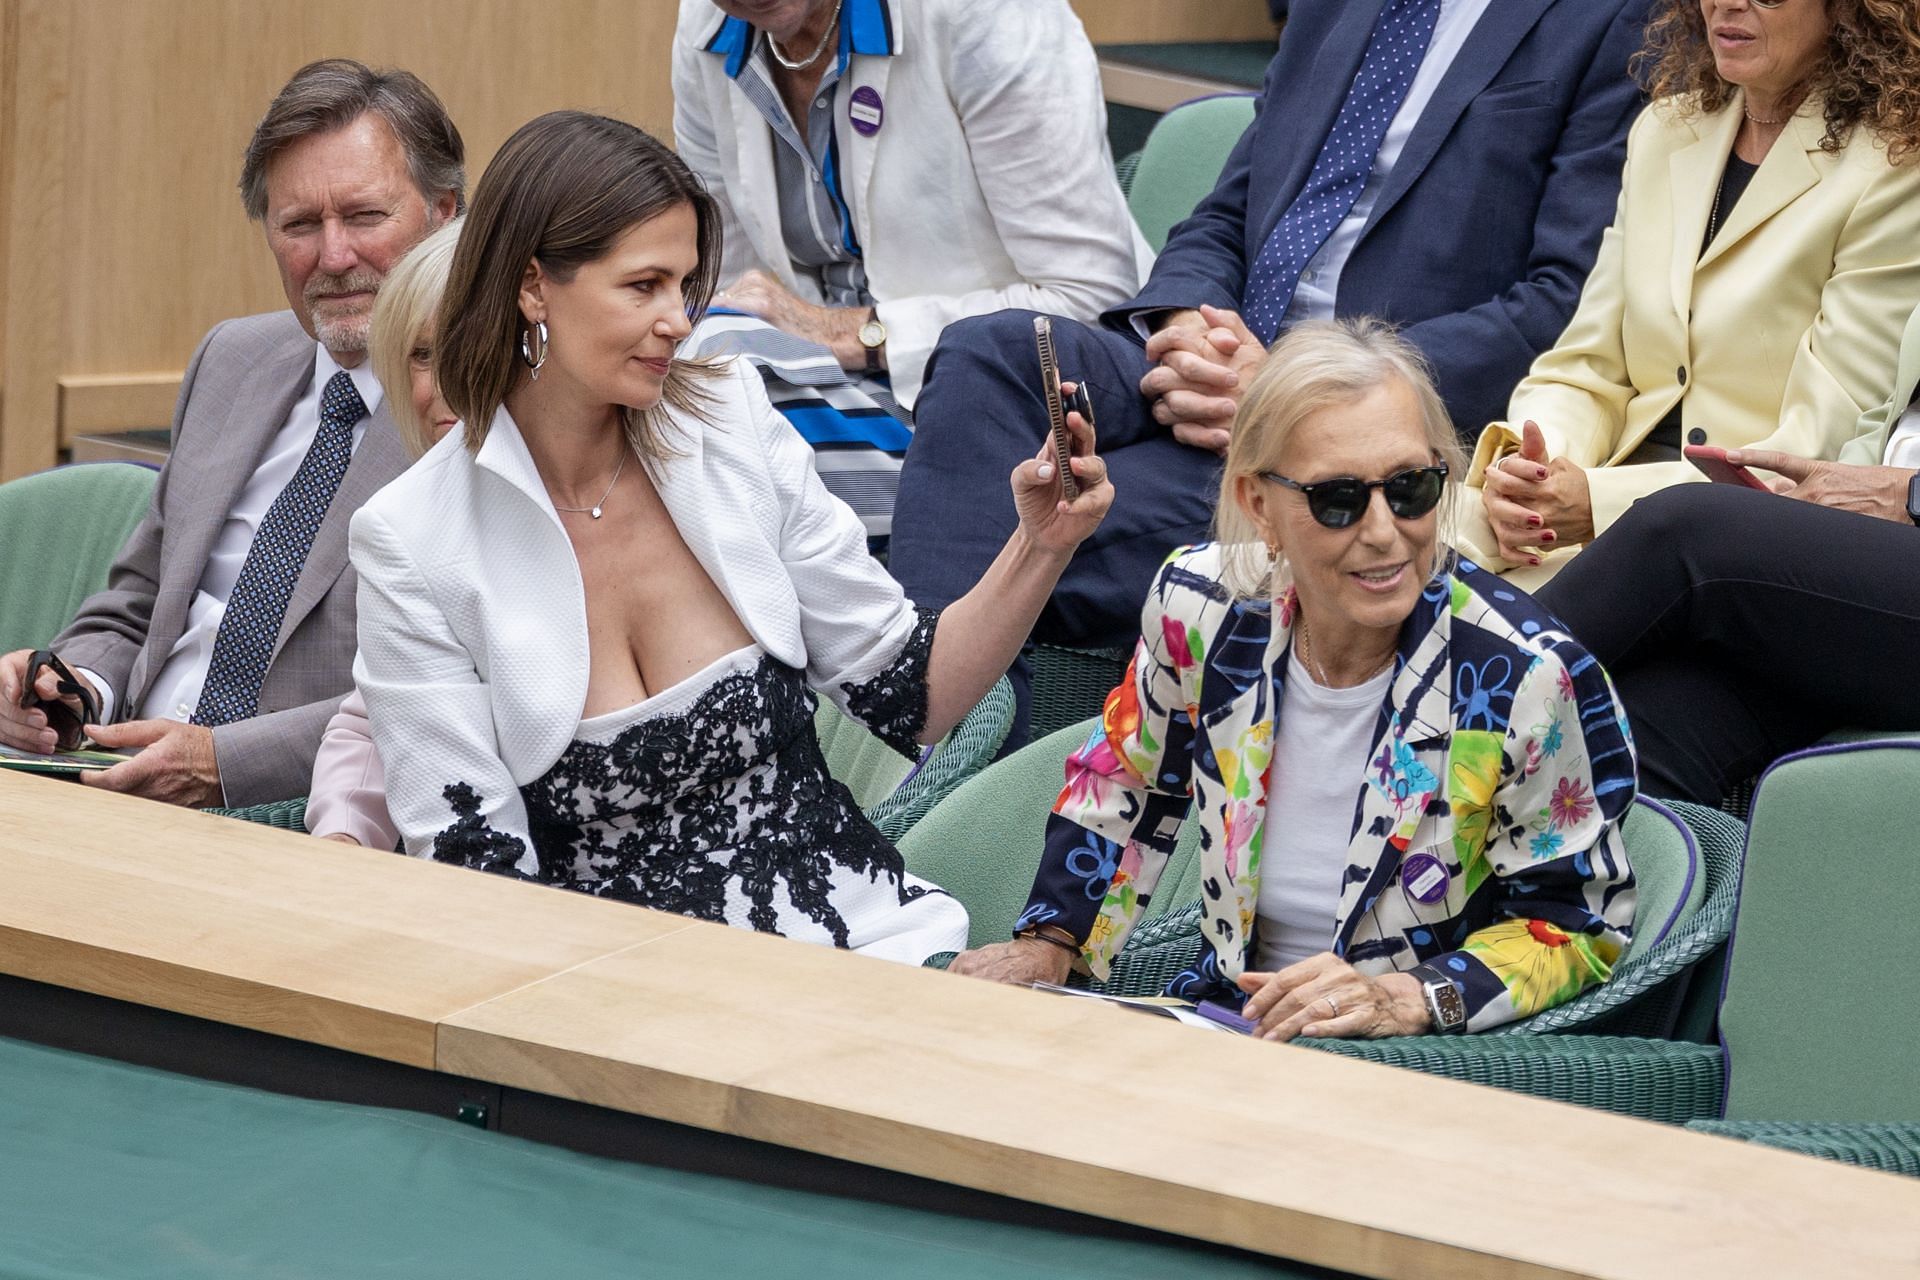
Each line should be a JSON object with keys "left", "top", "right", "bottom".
{"left": 1069, "top": 0, "right": 1278, "bottom": 45}
{"left": 0, "top": 0, "right": 1274, "bottom": 477}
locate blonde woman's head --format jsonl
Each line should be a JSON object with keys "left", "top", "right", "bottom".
{"left": 1216, "top": 319, "right": 1463, "bottom": 628}
{"left": 370, "top": 216, "right": 462, "bottom": 456}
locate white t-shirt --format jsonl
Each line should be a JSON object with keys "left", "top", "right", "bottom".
{"left": 1252, "top": 647, "right": 1395, "bottom": 973}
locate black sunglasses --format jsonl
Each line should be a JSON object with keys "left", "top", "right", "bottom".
{"left": 1259, "top": 462, "right": 1449, "bottom": 529}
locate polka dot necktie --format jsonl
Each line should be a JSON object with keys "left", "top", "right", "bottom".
{"left": 191, "top": 371, "right": 366, "bottom": 728}
{"left": 1241, "top": 0, "right": 1446, "bottom": 343}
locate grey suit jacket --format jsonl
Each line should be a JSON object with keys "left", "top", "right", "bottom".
{"left": 53, "top": 310, "right": 412, "bottom": 806}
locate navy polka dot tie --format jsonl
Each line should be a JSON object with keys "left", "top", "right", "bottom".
{"left": 192, "top": 371, "right": 365, "bottom": 728}
{"left": 1242, "top": 0, "right": 1445, "bottom": 342}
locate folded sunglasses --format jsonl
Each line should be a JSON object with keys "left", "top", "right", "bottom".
{"left": 19, "top": 649, "right": 101, "bottom": 753}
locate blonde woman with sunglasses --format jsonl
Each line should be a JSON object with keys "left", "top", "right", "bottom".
{"left": 952, "top": 320, "right": 1638, "bottom": 1041}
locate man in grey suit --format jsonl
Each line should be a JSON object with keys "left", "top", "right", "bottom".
{"left": 0, "top": 59, "right": 463, "bottom": 807}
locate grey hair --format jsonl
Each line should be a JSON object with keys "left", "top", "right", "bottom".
{"left": 239, "top": 59, "right": 466, "bottom": 221}
{"left": 1213, "top": 318, "right": 1466, "bottom": 602}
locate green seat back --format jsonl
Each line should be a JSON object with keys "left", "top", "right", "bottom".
{"left": 1126, "top": 94, "right": 1258, "bottom": 252}
{"left": 901, "top": 716, "right": 1198, "bottom": 949}
{"left": 814, "top": 676, "right": 1015, "bottom": 844}
{"left": 0, "top": 463, "right": 157, "bottom": 653}
{"left": 1029, "top": 644, "right": 1128, "bottom": 743}
{"left": 1617, "top": 798, "right": 1707, "bottom": 965}
{"left": 814, "top": 698, "right": 916, "bottom": 812}
{"left": 1719, "top": 740, "right": 1920, "bottom": 1122}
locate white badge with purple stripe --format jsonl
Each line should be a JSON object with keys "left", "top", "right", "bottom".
{"left": 1402, "top": 852, "right": 1450, "bottom": 905}
{"left": 849, "top": 85, "right": 884, "bottom": 136}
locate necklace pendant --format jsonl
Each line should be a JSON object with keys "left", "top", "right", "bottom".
{"left": 590, "top": 506, "right": 603, "bottom": 520}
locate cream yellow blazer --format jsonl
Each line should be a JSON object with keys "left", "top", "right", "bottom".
{"left": 1461, "top": 93, "right": 1920, "bottom": 577}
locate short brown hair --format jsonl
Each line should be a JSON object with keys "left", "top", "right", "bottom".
{"left": 1633, "top": 0, "right": 1920, "bottom": 162}
{"left": 435, "top": 111, "right": 723, "bottom": 460}
{"left": 240, "top": 58, "right": 466, "bottom": 220}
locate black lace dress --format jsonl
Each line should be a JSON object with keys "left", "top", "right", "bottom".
{"left": 443, "top": 612, "right": 967, "bottom": 964}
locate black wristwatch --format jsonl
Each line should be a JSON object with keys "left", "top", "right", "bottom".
{"left": 1906, "top": 472, "right": 1920, "bottom": 526}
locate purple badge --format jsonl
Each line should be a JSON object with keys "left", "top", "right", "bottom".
{"left": 1402, "top": 853, "right": 1450, "bottom": 905}
{"left": 849, "top": 85, "right": 884, "bottom": 136}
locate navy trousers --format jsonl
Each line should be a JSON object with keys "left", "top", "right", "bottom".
{"left": 891, "top": 310, "right": 1221, "bottom": 655}
{"left": 1537, "top": 484, "right": 1920, "bottom": 805}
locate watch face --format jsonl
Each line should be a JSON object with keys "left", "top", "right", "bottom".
{"left": 858, "top": 319, "right": 887, "bottom": 349}
{"left": 1426, "top": 979, "right": 1467, "bottom": 1030}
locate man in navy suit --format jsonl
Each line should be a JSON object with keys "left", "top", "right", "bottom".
{"left": 889, "top": 0, "right": 1649, "bottom": 736}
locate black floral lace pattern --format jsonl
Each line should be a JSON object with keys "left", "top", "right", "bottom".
{"left": 432, "top": 782, "right": 534, "bottom": 878}
{"left": 517, "top": 653, "right": 938, "bottom": 948}
{"left": 839, "top": 607, "right": 939, "bottom": 758}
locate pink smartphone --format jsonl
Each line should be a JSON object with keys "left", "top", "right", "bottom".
{"left": 1684, "top": 444, "right": 1770, "bottom": 491}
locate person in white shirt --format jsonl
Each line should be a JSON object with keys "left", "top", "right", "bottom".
{"left": 0, "top": 59, "right": 461, "bottom": 807}
{"left": 1537, "top": 301, "right": 1920, "bottom": 806}
{"left": 349, "top": 111, "right": 1112, "bottom": 963}
{"left": 672, "top": 0, "right": 1146, "bottom": 540}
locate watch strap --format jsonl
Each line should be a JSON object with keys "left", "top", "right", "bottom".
{"left": 1905, "top": 472, "right": 1920, "bottom": 526}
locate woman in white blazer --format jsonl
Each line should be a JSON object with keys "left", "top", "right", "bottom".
{"left": 1463, "top": 0, "right": 1920, "bottom": 582}
{"left": 349, "top": 113, "right": 1112, "bottom": 965}
{"left": 672, "top": 0, "right": 1146, "bottom": 407}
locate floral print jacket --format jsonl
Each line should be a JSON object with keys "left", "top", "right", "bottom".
{"left": 1019, "top": 543, "right": 1638, "bottom": 1032}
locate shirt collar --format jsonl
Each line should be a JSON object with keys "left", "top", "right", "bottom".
{"left": 703, "top": 0, "right": 899, "bottom": 80}
{"left": 312, "top": 341, "right": 386, "bottom": 419}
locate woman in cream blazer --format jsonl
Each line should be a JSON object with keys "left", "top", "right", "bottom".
{"left": 1463, "top": 89, "right": 1920, "bottom": 580}
{"left": 672, "top": 0, "right": 1148, "bottom": 407}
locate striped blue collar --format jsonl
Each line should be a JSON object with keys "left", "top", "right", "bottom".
{"left": 703, "top": 0, "right": 899, "bottom": 79}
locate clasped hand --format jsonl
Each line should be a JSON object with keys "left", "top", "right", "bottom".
{"left": 1236, "top": 952, "right": 1432, "bottom": 1041}
{"left": 1141, "top": 305, "right": 1266, "bottom": 456}
{"left": 1481, "top": 420, "right": 1595, "bottom": 565}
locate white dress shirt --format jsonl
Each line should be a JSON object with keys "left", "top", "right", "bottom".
{"left": 85, "top": 345, "right": 381, "bottom": 725}
{"left": 1880, "top": 398, "right": 1920, "bottom": 470}
{"left": 1252, "top": 651, "right": 1396, "bottom": 973}
{"left": 1285, "top": 0, "right": 1494, "bottom": 323}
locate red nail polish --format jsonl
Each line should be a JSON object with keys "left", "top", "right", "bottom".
{"left": 1536, "top": 468, "right": 1549, "bottom": 480}
{"left": 1529, "top": 556, "right": 1542, "bottom": 566}
{"left": 1527, "top": 515, "right": 1542, "bottom": 528}
{"left": 1541, "top": 530, "right": 1557, "bottom": 544}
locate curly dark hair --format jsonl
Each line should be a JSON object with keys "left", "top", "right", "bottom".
{"left": 1631, "top": 0, "right": 1920, "bottom": 162}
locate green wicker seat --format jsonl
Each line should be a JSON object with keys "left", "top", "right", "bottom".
{"left": 0, "top": 462, "right": 157, "bottom": 654}
{"left": 1684, "top": 1120, "right": 1920, "bottom": 1177}
{"left": 856, "top": 676, "right": 1016, "bottom": 843}
{"left": 1028, "top": 645, "right": 1128, "bottom": 743}
{"left": 208, "top": 678, "right": 1014, "bottom": 845}
{"left": 906, "top": 717, "right": 1202, "bottom": 962}
{"left": 204, "top": 796, "right": 310, "bottom": 831}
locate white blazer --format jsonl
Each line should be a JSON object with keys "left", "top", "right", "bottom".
{"left": 672, "top": 0, "right": 1150, "bottom": 405}
{"left": 348, "top": 360, "right": 922, "bottom": 860}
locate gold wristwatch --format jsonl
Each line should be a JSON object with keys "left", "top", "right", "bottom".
{"left": 857, "top": 308, "right": 887, "bottom": 375}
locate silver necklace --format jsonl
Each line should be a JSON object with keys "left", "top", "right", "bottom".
{"left": 1294, "top": 617, "right": 1395, "bottom": 689}
{"left": 552, "top": 449, "right": 627, "bottom": 520}
{"left": 1743, "top": 104, "right": 1787, "bottom": 126}
{"left": 767, "top": 0, "right": 843, "bottom": 71}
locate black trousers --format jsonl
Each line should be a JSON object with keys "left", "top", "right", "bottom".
{"left": 1536, "top": 485, "right": 1920, "bottom": 804}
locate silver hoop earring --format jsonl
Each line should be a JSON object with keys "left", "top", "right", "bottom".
{"left": 520, "top": 320, "right": 549, "bottom": 380}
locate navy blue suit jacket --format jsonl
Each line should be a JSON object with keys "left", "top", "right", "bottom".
{"left": 1116, "top": 0, "right": 1651, "bottom": 434}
